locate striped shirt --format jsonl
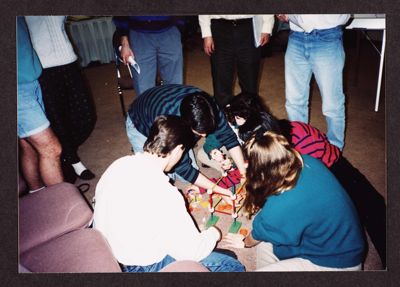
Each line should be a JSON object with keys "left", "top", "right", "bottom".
{"left": 128, "top": 84, "right": 240, "bottom": 183}
{"left": 290, "top": 121, "right": 340, "bottom": 168}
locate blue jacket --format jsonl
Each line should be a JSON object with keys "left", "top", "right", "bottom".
{"left": 128, "top": 84, "right": 240, "bottom": 183}
{"left": 252, "top": 155, "right": 365, "bottom": 268}
{"left": 17, "top": 16, "right": 42, "bottom": 84}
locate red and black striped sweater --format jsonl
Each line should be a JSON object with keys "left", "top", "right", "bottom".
{"left": 290, "top": 121, "right": 340, "bottom": 168}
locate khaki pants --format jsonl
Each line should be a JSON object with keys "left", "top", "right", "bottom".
{"left": 256, "top": 242, "right": 362, "bottom": 271}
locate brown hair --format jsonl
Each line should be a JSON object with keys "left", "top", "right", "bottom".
{"left": 143, "top": 115, "right": 193, "bottom": 157}
{"left": 243, "top": 131, "right": 303, "bottom": 218}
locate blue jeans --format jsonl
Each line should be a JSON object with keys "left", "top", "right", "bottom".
{"left": 126, "top": 116, "right": 199, "bottom": 184}
{"left": 122, "top": 250, "right": 245, "bottom": 272}
{"left": 129, "top": 26, "right": 183, "bottom": 96}
{"left": 17, "top": 80, "right": 50, "bottom": 138}
{"left": 284, "top": 26, "right": 346, "bottom": 150}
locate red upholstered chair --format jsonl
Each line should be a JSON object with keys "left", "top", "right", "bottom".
{"left": 18, "top": 181, "right": 122, "bottom": 273}
{"left": 19, "top": 182, "right": 93, "bottom": 254}
{"left": 20, "top": 228, "right": 121, "bottom": 273}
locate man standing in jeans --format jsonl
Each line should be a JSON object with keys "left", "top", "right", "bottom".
{"left": 277, "top": 14, "right": 350, "bottom": 150}
{"left": 113, "top": 16, "right": 183, "bottom": 96}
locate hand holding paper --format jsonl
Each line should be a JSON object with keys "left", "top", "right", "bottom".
{"left": 119, "top": 46, "right": 141, "bottom": 74}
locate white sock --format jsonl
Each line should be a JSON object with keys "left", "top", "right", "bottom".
{"left": 29, "top": 186, "right": 46, "bottom": 194}
{"left": 71, "top": 161, "right": 87, "bottom": 175}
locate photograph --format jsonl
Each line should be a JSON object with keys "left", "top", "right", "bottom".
{"left": 9, "top": 4, "right": 397, "bottom": 285}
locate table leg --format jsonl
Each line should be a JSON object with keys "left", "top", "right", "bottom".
{"left": 374, "top": 29, "right": 386, "bottom": 112}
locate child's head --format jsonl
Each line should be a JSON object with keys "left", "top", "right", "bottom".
{"left": 242, "top": 131, "right": 303, "bottom": 218}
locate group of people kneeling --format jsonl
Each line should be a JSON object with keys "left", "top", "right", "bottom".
{"left": 92, "top": 84, "right": 369, "bottom": 272}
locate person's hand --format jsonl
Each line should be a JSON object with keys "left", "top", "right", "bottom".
{"left": 276, "top": 14, "right": 289, "bottom": 22}
{"left": 235, "top": 192, "right": 245, "bottom": 204}
{"left": 209, "top": 225, "right": 222, "bottom": 241}
{"left": 259, "top": 33, "right": 271, "bottom": 46}
{"left": 184, "top": 184, "right": 201, "bottom": 201}
{"left": 184, "top": 184, "right": 200, "bottom": 194}
{"left": 120, "top": 44, "right": 134, "bottom": 65}
{"left": 219, "top": 233, "right": 245, "bottom": 249}
{"left": 203, "top": 37, "right": 214, "bottom": 56}
{"left": 220, "top": 158, "right": 232, "bottom": 171}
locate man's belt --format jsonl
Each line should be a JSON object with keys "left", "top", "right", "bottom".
{"left": 129, "top": 19, "right": 175, "bottom": 31}
{"left": 212, "top": 18, "right": 252, "bottom": 26}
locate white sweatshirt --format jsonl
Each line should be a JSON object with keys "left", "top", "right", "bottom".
{"left": 93, "top": 153, "right": 220, "bottom": 266}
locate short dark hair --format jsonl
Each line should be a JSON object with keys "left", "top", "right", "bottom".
{"left": 143, "top": 115, "right": 193, "bottom": 157}
{"left": 180, "top": 91, "right": 217, "bottom": 134}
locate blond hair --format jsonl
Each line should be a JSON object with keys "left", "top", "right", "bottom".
{"left": 243, "top": 131, "right": 303, "bottom": 218}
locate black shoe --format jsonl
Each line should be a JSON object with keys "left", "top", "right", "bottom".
{"left": 78, "top": 169, "right": 95, "bottom": 180}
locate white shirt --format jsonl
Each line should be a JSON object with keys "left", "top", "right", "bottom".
{"left": 93, "top": 153, "right": 220, "bottom": 266}
{"left": 25, "top": 16, "right": 78, "bottom": 68}
{"left": 198, "top": 15, "right": 275, "bottom": 38}
{"left": 288, "top": 14, "right": 351, "bottom": 33}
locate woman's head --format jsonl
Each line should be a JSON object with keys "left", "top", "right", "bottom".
{"left": 242, "top": 131, "right": 303, "bottom": 218}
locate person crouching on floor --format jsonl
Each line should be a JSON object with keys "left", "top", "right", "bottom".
{"left": 225, "top": 92, "right": 386, "bottom": 267}
{"left": 93, "top": 115, "right": 245, "bottom": 272}
{"left": 220, "top": 131, "right": 365, "bottom": 271}
{"left": 126, "top": 84, "right": 247, "bottom": 205}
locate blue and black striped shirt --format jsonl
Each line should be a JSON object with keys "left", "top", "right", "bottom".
{"left": 128, "top": 84, "right": 240, "bottom": 183}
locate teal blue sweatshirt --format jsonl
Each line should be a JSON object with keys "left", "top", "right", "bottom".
{"left": 252, "top": 155, "right": 365, "bottom": 268}
{"left": 17, "top": 16, "right": 42, "bottom": 84}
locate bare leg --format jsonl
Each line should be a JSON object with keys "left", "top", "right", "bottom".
{"left": 25, "top": 127, "right": 64, "bottom": 186}
{"left": 19, "top": 138, "right": 44, "bottom": 190}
